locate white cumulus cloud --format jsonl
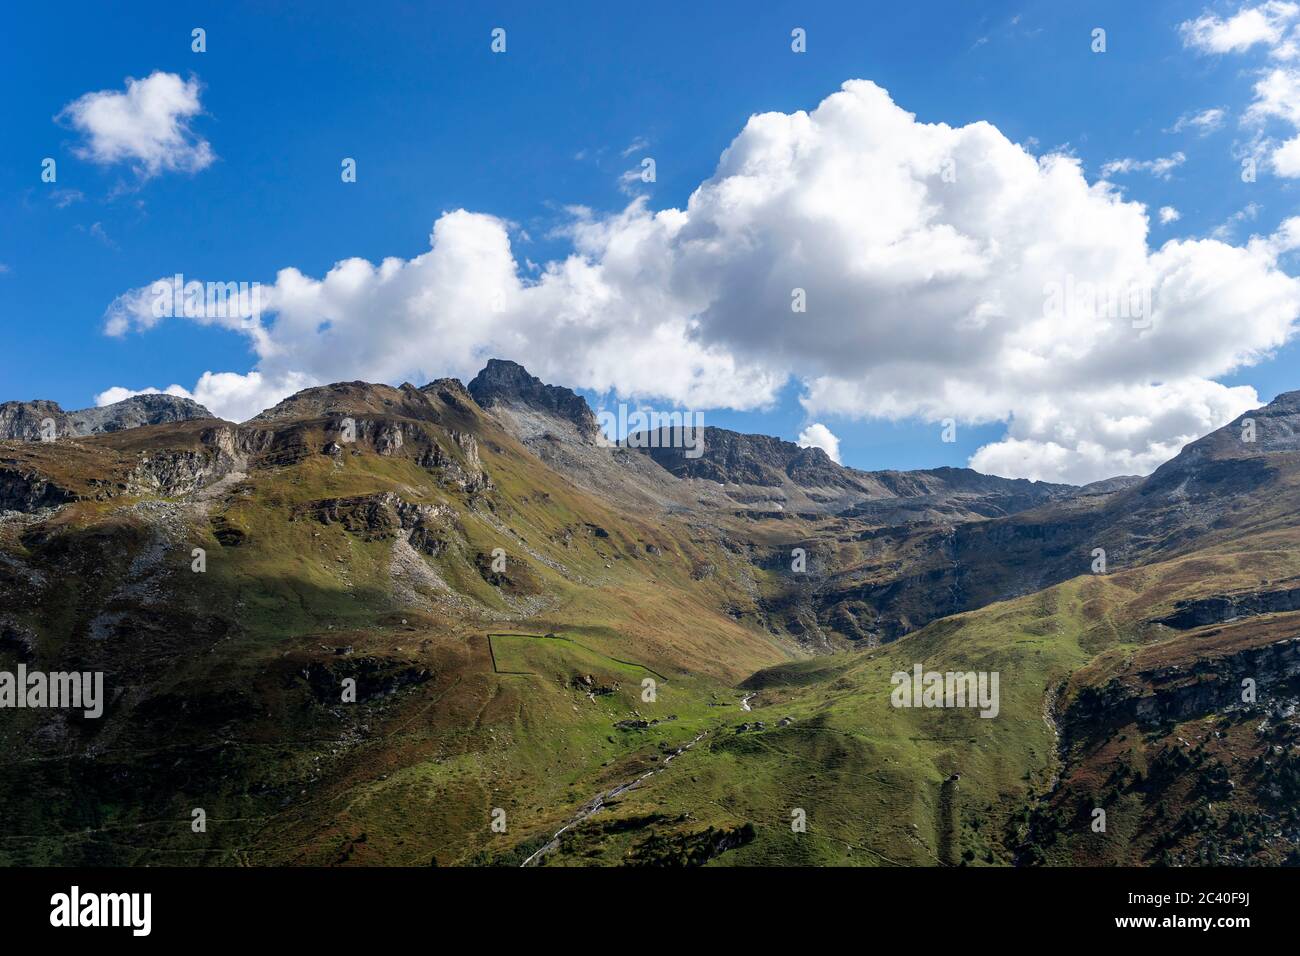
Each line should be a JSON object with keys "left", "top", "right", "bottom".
{"left": 101, "top": 80, "right": 1300, "bottom": 483}
{"left": 57, "top": 71, "right": 214, "bottom": 178}
{"left": 95, "top": 384, "right": 192, "bottom": 406}
{"left": 797, "top": 423, "right": 842, "bottom": 463}
{"left": 1180, "top": 1, "right": 1300, "bottom": 55}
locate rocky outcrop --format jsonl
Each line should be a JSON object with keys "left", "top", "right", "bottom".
{"left": 124, "top": 425, "right": 254, "bottom": 498}
{"left": 201, "top": 424, "right": 275, "bottom": 458}
{"left": 127, "top": 451, "right": 232, "bottom": 497}
{"left": 295, "top": 492, "right": 458, "bottom": 555}
{"left": 298, "top": 493, "right": 406, "bottom": 539}
{"left": 298, "top": 656, "right": 433, "bottom": 704}
{"left": 0, "top": 468, "right": 79, "bottom": 511}
{"left": 1066, "top": 637, "right": 1300, "bottom": 730}
{"left": 225, "top": 381, "right": 494, "bottom": 494}
{"left": 413, "top": 432, "right": 492, "bottom": 494}
{"left": 1156, "top": 586, "right": 1300, "bottom": 629}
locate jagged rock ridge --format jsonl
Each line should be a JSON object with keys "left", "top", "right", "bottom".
{"left": 0, "top": 393, "right": 216, "bottom": 440}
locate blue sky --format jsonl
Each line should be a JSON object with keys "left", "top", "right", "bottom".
{"left": 4, "top": 0, "right": 1300, "bottom": 478}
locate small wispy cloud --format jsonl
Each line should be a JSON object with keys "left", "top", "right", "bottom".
{"left": 1168, "top": 107, "right": 1227, "bottom": 135}
{"left": 620, "top": 136, "right": 650, "bottom": 157}
{"left": 77, "top": 221, "right": 119, "bottom": 250}
{"left": 971, "top": 13, "right": 1040, "bottom": 50}
{"left": 1159, "top": 206, "right": 1182, "bottom": 224}
{"left": 618, "top": 168, "right": 642, "bottom": 195}
{"left": 618, "top": 158, "right": 655, "bottom": 195}
{"left": 50, "top": 188, "right": 85, "bottom": 208}
{"left": 1211, "top": 201, "right": 1263, "bottom": 240}
{"left": 1100, "top": 151, "right": 1187, "bottom": 179}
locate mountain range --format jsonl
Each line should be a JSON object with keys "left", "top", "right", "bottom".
{"left": 1, "top": 359, "right": 1297, "bottom": 866}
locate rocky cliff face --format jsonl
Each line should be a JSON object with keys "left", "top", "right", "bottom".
{"left": 1065, "top": 637, "right": 1300, "bottom": 731}
{"left": 0, "top": 394, "right": 215, "bottom": 440}
{"left": 125, "top": 440, "right": 242, "bottom": 498}
{"left": 1157, "top": 585, "right": 1300, "bottom": 629}
{"left": 641, "top": 428, "right": 848, "bottom": 489}
{"left": 0, "top": 468, "right": 79, "bottom": 511}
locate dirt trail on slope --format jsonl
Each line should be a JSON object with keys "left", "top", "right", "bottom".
{"left": 520, "top": 729, "right": 710, "bottom": 866}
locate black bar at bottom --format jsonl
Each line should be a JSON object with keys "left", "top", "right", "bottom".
{"left": 0, "top": 866, "right": 1278, "bottom": 941}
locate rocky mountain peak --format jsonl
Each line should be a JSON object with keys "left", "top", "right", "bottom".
{"left": 1145, "top": 388, "right": 1300, "bottom": 489}
{"left": 69, "top": 393, "right": 216, "bottom": 434}
{"left": 417, "top": 377, "right": 475, "bottom": 410}
{"left": 467, "top": 359, "right": 600, "bottom": 440}
{"left": 1250, "top": 389, "right": 1300, "bottom": 448}
{"left": 0, "top": 394, "right": 215, "bottom": 440}
{"left": 0, "top": 400, "right": 71, "bottom": 441}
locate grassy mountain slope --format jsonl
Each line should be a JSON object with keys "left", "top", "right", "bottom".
{"left": 1, "top": 370, "right": 1298, "bottom": 867}
{"left": 0, "top": 377, "right": 789, "bottom": 865}
{"left": 523, "top": 526, "right": 1300, "bottom": 866}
